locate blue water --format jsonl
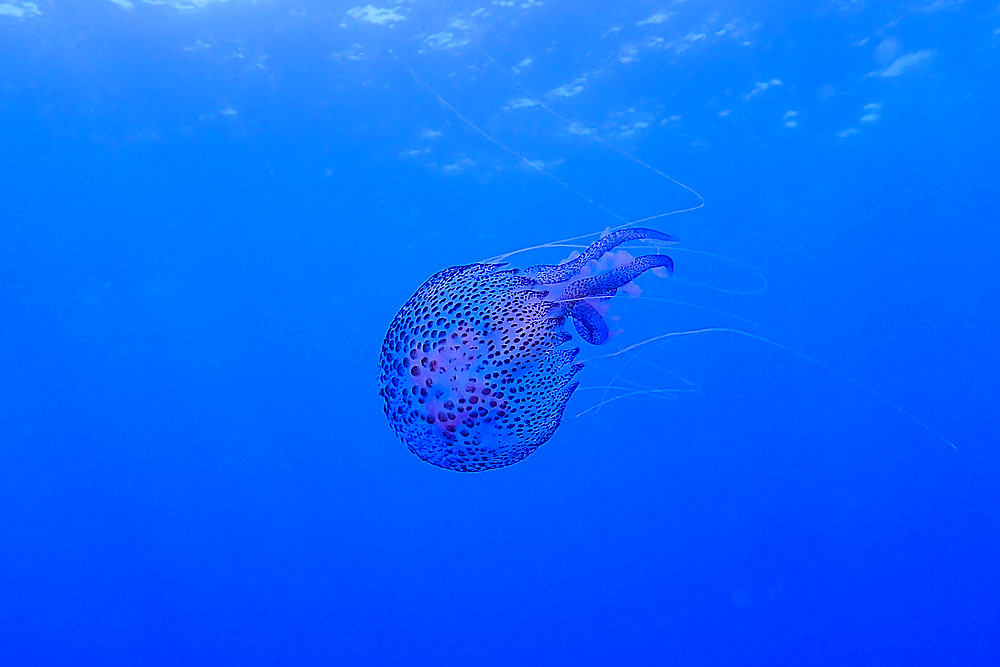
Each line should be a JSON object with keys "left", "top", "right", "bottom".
{"left": 2, "top": 1, "right": 998, "bottom": 665}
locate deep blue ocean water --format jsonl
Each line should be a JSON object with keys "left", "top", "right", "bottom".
{"left": 2, "top": 1, "right": 998, "bottom": 665}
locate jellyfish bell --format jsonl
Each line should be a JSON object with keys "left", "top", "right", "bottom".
{"left": 378, "top": 228, "right": 681, "bottom": 472}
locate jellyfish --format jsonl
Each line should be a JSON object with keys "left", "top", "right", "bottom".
{"left": 378, "top": 227, "right": 676, "bottom": 472}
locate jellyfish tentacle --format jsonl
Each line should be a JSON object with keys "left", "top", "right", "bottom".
{"left": 525, "top": 228, "right": 677, "bottom": 283}
{"left": 568, "top": 300, "right": 611, "bottom": 345}
{"left": 564, "top": 254, "right": 675, "bottom": 301}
